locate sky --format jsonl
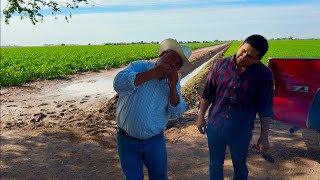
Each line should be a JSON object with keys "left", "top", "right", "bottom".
{"left": 1, "top": 0, "right": 320, "bottom": 46}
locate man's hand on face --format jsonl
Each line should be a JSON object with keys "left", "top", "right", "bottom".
{"left": 154, "top": 50, "right": 183, "bottom": 79}
{"left": 154, "top": 63, "right": 174, "bottom": 79}
{"left": 167, "top": 70, "right": 178, "bottom": 89}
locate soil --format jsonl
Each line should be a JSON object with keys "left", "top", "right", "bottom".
{"left": 1, "top": 44, "right": 319, "bottom": 180}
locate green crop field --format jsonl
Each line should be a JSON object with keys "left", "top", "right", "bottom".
{"left": 2, "top": 40, "right": 319, "bottom": 87}
{"left": 224, "top": 40, "right": 320, "bottom": 64}
{"left": 0, "top": 42, "right": 222, "bottom": 86}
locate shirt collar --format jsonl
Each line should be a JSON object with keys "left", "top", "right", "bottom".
{"left": 230, "top": 54, "right": 238, "bottom": 68}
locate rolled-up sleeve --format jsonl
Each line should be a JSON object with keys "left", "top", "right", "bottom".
{"left": 257, "top": 69, "right": 274, "bottom": 118}
{"left": 113, "top": 61, "right": 143, "bottom": 96}
{"left": 167, "top": 82, "right": 187, "bottom": 118}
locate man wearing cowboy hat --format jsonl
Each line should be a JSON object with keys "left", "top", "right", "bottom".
{"left": 113, "top": 38, "right": 192, "bottom": 179}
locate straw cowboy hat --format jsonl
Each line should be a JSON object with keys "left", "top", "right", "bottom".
{"left": 158, "top": 38, "right": 193, "bottom": 72}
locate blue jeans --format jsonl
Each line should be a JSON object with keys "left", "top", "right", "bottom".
{"left": 117, "top": 130, "right": 168, "bottom": 180}
{"left": 207, "top": 123, "right": 252, "bottom": 180}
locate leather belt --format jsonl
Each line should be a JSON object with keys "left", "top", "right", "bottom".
{"left": 118, "top": 127, "right": 145, "bottom": 141}
{"left": 118, "top": 127, "right": 162, "bottom": 141}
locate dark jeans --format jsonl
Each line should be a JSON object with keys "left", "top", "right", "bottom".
{"left": 117, "top": 129, "right": 168, "bottom": 180}
{"left": 207, "top": 122, "right": 252, "bottom": 180}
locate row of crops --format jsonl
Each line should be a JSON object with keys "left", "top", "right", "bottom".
{"left": 1, "top": 40, "right": 319, "bottom": 86}
{"left": 0, "top": 42, "right": 223, "bottom": 86}
{"left": 224, "top": 40, "right": 320, "bottom": 65}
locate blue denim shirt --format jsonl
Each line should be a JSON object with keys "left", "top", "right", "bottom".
{"left": 113, "top": 60, "right": 187, "bottom": 139}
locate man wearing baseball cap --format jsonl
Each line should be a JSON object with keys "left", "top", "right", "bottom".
{"left": 113, "top": 38, "right": 193, "bottom": 179}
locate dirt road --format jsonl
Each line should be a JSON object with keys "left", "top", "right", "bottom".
{"left": 1, "top": 45, "right": 319, "bottom": 179}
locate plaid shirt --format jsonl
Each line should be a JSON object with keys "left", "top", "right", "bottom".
{"left": 201, "top": 55, "right": 273, "bottom": 132}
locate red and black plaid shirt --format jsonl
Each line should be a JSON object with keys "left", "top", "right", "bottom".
{"left": 201, "top": 55, "right": 274, "bottom": 132}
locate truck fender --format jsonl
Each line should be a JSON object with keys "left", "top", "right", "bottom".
{"left": 307, "top": 88, "right": 320, "bottom": 131}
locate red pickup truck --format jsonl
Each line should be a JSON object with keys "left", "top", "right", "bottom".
{"left": 268, "top": 58, "right": 320, "bottom": 133}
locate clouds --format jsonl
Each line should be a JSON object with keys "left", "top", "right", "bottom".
{"left": 0, "top": 0, "right": 243, "bottom": 10}
{"left": 1, "top": 1, "right": 320, "bottom": 46}
{"left": 59, "top": 0, "right": 246, "bottom": 6}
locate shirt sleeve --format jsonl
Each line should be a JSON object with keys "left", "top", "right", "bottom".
{"left": 257, "top": 69, "right": 274, "bottom": 119}
{"left": 167, "top": 82, "right": 187, "bottom": 118}
{"left": 201, "top": 61, "right": 219, "bottom": 103}
{"left": 113, "top": 61, "right": 144, "bottom": 96}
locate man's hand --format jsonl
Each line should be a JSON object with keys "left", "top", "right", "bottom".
{"left": 257, "top": 137, "right": 270, "bottom": 154}
{"left": 167, "top": 70, "right": 179, "bottom": 89}
{"left": 197, "top": 116, "right": 207, "bottom": 134}
{"left": 197, "top": 99, "right": 211, "bottom": 135}
{"left": 154, "top": 63, "right": 174, "bottom": 79}
{"left": 258, "top": 117, "right": 271, "bottom": 154}
{"left": 135, "top": 63, "right": 173, "bottom": 86}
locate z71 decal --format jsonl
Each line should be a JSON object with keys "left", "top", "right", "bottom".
{"left": 292, "top": 86, "right": 309, "bottom": 92}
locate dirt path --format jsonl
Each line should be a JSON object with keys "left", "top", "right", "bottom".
{"left": 165, "top": 110, "right": 320, "bottom": 180}
{"left": 1, "top": 110, "right": 319, "bottom": 179}
{"left": 1, "top": 44, "right": 320, "bottom": 179}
